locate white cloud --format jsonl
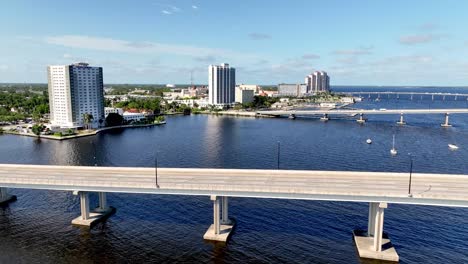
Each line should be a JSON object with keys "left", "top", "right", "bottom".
{"left": 333, "top": 47, "right": 373, "bottom": 55}
{"left": 399, "top": 34, "right": 440, "bottom": 45}
{"left": 63, "top": 54, "right": 73, "bottom": 59}
{"left": 192, "top": 5, "right": 198, "bottom": 9}
{"left": 0, "top": 65, "right": 8, "bottom": 71}
{"left": 248, "top": 33, "right": 272, "bottom": 40}
{"left": 44, "top": 35, "right": 258, "bottom": 60}
{"left": 162, "top": 10, "right": 172, "bottom": 15}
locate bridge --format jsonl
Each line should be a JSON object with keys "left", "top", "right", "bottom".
{"left": 338, "top": 91, "right": 468, "bottom": 100}
{"left": 257, "top": 108, "right": 468, "bottom": 126}
{"left": 2, "top": 164, "right": 468, "bottom": 261}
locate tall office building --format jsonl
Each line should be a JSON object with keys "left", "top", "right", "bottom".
{"left": 305, "top": 71, "right": 330, "bottom": 93}
{"left": 208, "top": 63, "right": 236, "bottom": 106}
{"left": 47, "top": 63, "right": 105, "bottom": 128}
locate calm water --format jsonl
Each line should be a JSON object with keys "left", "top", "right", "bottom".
{"left": 1, "top": 87, "right": 468, "bottom": 263}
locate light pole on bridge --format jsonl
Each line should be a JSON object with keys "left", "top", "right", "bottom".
{"left": 408, "top": 153, "right": 413, "bottom": 197}
{"left": 154, "top": 152, "right": 159, "bottom": 188}
{"left": 277, "top": 141, "right": 281, "bottom": 170}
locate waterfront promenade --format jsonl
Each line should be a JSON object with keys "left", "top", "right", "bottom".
{"left": 2, "top": 164, "right": 468, "bottom": 261}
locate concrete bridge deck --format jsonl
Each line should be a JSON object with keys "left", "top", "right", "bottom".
{"left": 0, "top": 164, "right": 467, "bottom": 206}
{"left": 2, "top": 164, "right": 468, "bottom": 261}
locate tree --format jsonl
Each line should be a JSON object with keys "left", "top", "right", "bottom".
{"left": 105, "top": 113, "right": 124, "bottom": 127}
{"left": 155, "top": 116, "right": 165, "bottom": 123}
{"left": 82, "top": 113, "right": 94, "bottom": 129}
{"left": 31, "top": 124, "right": 43, "bottom": 137}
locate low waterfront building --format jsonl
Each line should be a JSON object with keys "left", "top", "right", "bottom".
{"left": 258, "top": 90, "right": 279, "bottom": 97}
{"left": 104, "top": 107, "right": 124, "bottom": 117}
{"left": 122, "top": 112, "right": 146, "bottom": 122}
{"left": 340, "top": 97, "right": 355, "bottom": 103}
{"left": 278, "top": 83, "right": 308, "bottom": 97}
{"left": 235, "top": 87, "right": 254, "bottom": 104}
{"left": 238, "top": 84, "right": 261, "bottom": 94}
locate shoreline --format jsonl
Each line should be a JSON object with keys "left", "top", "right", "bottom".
{"left": 196, "top": 111, "right": 274, "bottom": 118}
{"left": 1, "top": 122, "right": 166, "bottom": 141}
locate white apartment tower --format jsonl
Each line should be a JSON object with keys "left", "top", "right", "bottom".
{"left": 47, "top": 63, "right": 105, "bottom": 128}
{"left": 208, "top": 63, "right": 236, "bottom": 106}
{"left": 305, "top": 71, "right": 330, "bottom": 93}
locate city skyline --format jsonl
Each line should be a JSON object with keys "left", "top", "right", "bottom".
{"left": 1, "top": 1, "right": 468, "bottom": 86}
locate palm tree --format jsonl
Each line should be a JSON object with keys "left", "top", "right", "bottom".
{"left": 82, "top": 113, "right": 94, "bottom": 130}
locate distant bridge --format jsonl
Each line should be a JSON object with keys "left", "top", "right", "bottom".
{"left": 2, "top": 164, "right": 468, "bottom": 261}
{"left": 337, "top": 91, "right": 468, "bottom": 100}
{"left": 257, "top": 108, "right": 468, "bottom": 126}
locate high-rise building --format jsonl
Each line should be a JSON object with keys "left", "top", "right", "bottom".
{"left": 208, "top": 63, "right": 236, "bottom": 106}
{"left": 305, "top": 71, "right": 330, "bottom": 93}
{"left": 47, "top": 63, "right": 105, "bottom": 128}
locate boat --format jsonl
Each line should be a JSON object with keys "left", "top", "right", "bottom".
{"left": 366, "top": 139, "right": 372, "bottom": 144}
{"left": 448, "top": 144, "right": 459, "bottom": 150}
{"left": 390, "top": 134, "right": 397, "bottom": 155}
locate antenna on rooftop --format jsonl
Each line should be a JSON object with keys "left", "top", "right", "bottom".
{"left": 190, "top": 70, "right": 193, "bottom": 87}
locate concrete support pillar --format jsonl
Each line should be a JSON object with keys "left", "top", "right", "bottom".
{"left": 221, "top": 197, "right": 229, "bottom": 224}
{"left": 211, "top": 195, "right": 220, "bottom": 235}
{"left": 357, "top": 113, "right": 366, "bottom": 124}
{"left": 373, "top": 202, "right": 387, "bottom": 252}
{"left": 441, "top": 113, "right": 452, "bottom": 127}
{"left": 397, "top": 113, "right": 406, "bottom": 125}
{"left": 79, "top": 192, "right": 90, "bottom": 221}
{"left": 98, "top": 192, "right": 108, "bottom": 211}
{"left": 367, "top": 202, "right": 377, "bottom": 237}
{"left": 0, "top": 187, "right": 6, "bottom": 200}
{"left": 0, "top": 187, "right": 16, "bottom": 205}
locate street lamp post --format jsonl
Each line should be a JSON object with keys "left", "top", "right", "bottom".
{"left": 277, "top": 141, "right": 281, "bottom": 170}
{"left": 408, "top": 153, "right": 413, "bottom": 197}
{"left": 154, "top": 154, "right": 159, "bottom": 188}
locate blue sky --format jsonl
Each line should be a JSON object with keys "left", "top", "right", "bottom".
{"left": 1, "top": 0, "right": 468, "bottom": 86}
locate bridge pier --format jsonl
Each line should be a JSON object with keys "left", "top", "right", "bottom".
{"left": 0, "top": 187, "right": 16, "bottom": 206}
{"left": 72, "top": 191, "right": 115, "bottom": 227}
{"left": 397, "top": 113, "right": 406, "bottom": 125}
{"left": 320, "top": 113, "right": 329, "bottom": 121}
{"left": 204, "top": 195, "right": 235, "bottom": 242}
{"left": 354, "top": 202, "right": 399, "bottom": 262}
{"left": 356, "top": 113, "right": 366, "bottom": 124}
{"left": 441, "top": 113, "right": 452, "bottom": 127}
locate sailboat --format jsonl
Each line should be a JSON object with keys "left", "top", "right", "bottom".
{"left": 390, "top": 134, "right": 397, "bottom": 155}
{"left": 448, "top": 144, "right": 459, "bottom": 150}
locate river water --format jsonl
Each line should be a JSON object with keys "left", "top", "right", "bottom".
{"left": 1, "top": 87, "right": 468, "bottom": 263}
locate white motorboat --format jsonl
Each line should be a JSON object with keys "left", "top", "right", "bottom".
{"left": 448, "top": 144, "right": 459, "bottom": 150}
{"left": 366, "top": 139, "right": 372, "bottom": 144}
{"left": 390, "top": 134, "right": 397, "bottom": 155}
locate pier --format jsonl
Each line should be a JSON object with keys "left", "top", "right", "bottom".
{"left": 2, "top": 164, "right": 468, "bottom": 261}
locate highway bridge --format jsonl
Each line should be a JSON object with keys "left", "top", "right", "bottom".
{"left": 257, "top": 108, "right": 468, "bottom": 126}
{"left": 338, "top": 91, "right": 468, "bottom": 100}
{"left": 2, "top": 164, "right": 468, "bottom": 261}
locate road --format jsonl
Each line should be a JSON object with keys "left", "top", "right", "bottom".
{"left": 1, "top": 164, "right": 468, "bottom": 207}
